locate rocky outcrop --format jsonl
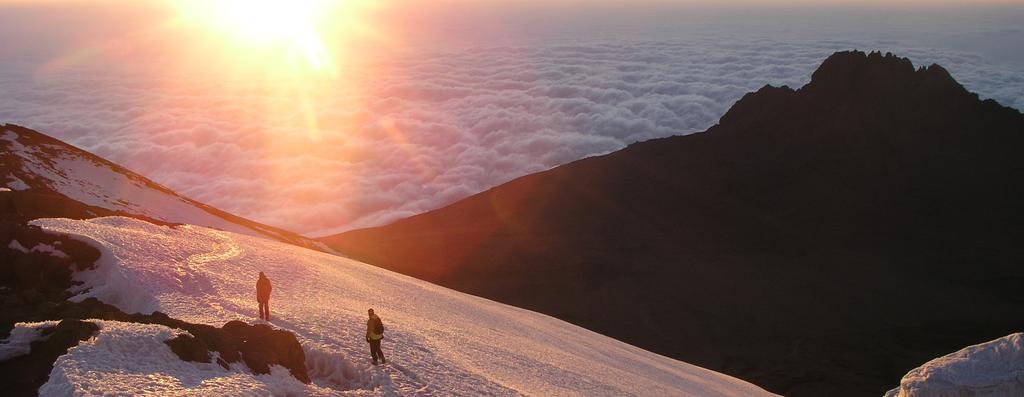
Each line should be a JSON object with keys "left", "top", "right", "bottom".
{"left": 165, "top": 333, "right": 213, "bottom": 364}
{"left": 160, "top": 319, "right": 312, "bottom": 383}
{"left": 0, "top": 319, "right": 99, "bottom": 396}
{"left": 0, "top": 219, "right": 311, "bottom": 394}
{"left": 0, "top": 220, "right": 97, "bottom": 340}
{"left": 161, "top": 320, "right": 310, "bottom": 383}
{"left": 223, "top": 320, "right": 310, "bottom": 383}
{"left": 20, "top": 297, "right": 312, "bottom": 385}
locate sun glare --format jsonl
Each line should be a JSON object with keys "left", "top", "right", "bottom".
{"left": 208, "top": 0, "right": 319, "bottom": 40}
{"left": 158, "top": 0, "right": 393, "bottom": 143}
{"left": 174, "top": 0, "right": 340, "bottom": 71}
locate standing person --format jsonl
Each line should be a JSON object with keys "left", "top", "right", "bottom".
{"left": 256, "top": 271, "right": 272, "bottom": 321}
{"left": 366, "top": 309, "right": 386, "bottom": 365}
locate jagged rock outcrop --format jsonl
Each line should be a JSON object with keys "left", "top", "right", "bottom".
{"left": 223, "top": 320, "right": 310, "bottom": 383}
{"left": 165, "top": 333, "right": 213, "bottom": 363}
{"left": 0, "top": 319, "right": 98, "bottom": 396}
{"left": 0, "top": 220, "right": 97, "bottom": 340}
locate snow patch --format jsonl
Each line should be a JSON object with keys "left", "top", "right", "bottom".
{"left": 7, "top": 239, "right": 29, "bottom": 253}
{"left": 0, "top": 321, "right": 60, "bottom": 360}
{"left": 7, "top": 239, "right": 71, "bottom": 258}
{"left": 0, "top": 187, "right": 10, "bottom": 192}
{"left": 4, "top": 173, "right": 29, "bottom": 190}
{"left": 0, "top": 129, "right": 18, "bottom": 143}
{"left": 886, "top": 333, "right": 1024, "bottom": 397}
{"left": 312, "top": 241, "right": 344, "bottom": 256}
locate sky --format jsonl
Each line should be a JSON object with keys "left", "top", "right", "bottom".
{"left": 1, "top": 0, "right": 1022, "bottom": 236}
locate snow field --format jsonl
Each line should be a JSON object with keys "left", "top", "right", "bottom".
{"left": 34, "top": 216, "right": 776, "bottom": 396}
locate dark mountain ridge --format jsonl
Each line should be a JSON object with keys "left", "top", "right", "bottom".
{"left": 323, "top": 51, "right": 1024, "bottom": 396}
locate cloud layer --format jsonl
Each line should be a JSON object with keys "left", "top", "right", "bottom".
{"left": 1, "top": 8, "right": 1022, "bottom": 236}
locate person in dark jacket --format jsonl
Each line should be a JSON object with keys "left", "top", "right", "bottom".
{"left": 256, "top": 271, "right": 272, "bottom": 321}
{"left": 366, "top": 308, "right": 386, "bottom": 365}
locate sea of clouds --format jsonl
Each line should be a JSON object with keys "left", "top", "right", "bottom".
{"left": 1, "top": 5, "right": 1022, "bottom": 236}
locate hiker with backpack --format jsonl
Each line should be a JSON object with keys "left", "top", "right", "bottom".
{"left": 366, "top": 308, "right": 386, "bottom": 365}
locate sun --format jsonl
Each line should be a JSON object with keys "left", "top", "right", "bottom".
{"left": 174, "top": 0, "right": 335, "bottom": 71}
{"left": 204, "top": 0, "right": 319, "bottom": 40}
{"left": 161, "top": 0, "right": 390, "bottom": 142}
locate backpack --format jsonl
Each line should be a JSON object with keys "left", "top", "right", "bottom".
{"left": 374, "top": 317, "right": 384, "bottom": 334}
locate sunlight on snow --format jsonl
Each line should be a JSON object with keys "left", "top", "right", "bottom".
{"left": 32, "top": 216, "right": 776, "bottom": 396}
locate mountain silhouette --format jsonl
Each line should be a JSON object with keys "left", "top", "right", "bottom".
{"left": 323, "top": 51, "right": 1024, "bottom": 396}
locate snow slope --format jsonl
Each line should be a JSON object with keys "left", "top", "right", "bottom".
{"left": 884, "top": 333, "right": 1024, "bottom": 397}
{"left": 0, "top": 125, "right": 322, "bottom": 250}
{"left": 33, "top": 216, "right": 776, "bottom": 396}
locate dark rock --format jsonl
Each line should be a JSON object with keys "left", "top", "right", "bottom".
{"left": 12, "top": 254, "right": 40, "bottom": 287}
{"left": 3, "top": 294, "right": 25, "bottom": 307}
{"left": 149, "top": 311, "right": 171, "bottom": 322}
{"left": 242, "top": 350, "right": 271, "bottom": 375}
{"left": 39, "top": 319, "right": 99, "bottom": 348}
{"left": 17, "top": 288, "right": 44, "bottom": 305}
{"left": 0, "top": 319, "right": 98, "bottom": 396}
{"left": 260, "top": 329, "right": 309, "bottom": 383}
{"left": 185, "top": 324, "right": 240, "bottom": 364}
{"left": 165, "top": 334, "right": 211, "bottom": 363}
{"left": 1, "top": 221, "right": 97, "bottom": 340}
{"left": 0, "top": 222, "right": 13, "bottom": 245}
{"left": 222, "top": 320, "right": 310, "bottom": 383}
{"left": 222, "top": 320, "right": 255, "bottom": 338}
{"left": 215, "top": 357, "right": 230, "bottom": 370}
